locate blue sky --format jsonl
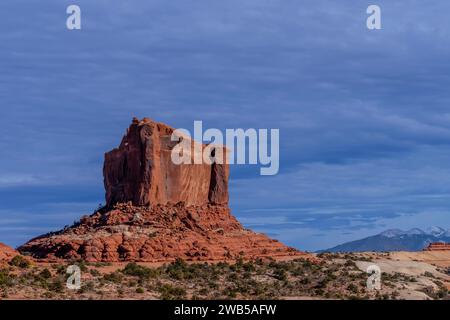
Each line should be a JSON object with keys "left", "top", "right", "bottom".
{"left": 1, "top": 0, "right": 450, "bottom": 251}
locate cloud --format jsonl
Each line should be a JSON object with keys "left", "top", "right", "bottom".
{"left": 0, "top": 174, "right": 40, "bottom": 187}
{"left": 1, "top": 0, "right": 450, "bottom": 249}
{"left": 231, "top": 145, "right": 450, "bottom": 250}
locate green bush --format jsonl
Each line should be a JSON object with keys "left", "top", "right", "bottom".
{"left": 136, "top": 287, "right": 145, "bottom": 294}
{"left": 90, "top": 269, "right": 101, "bottom": 277}
{"left": 159, "top": 284, "right": 186, "bottom": 300}
{"left": 39, "top": 268, "right": 52, "bottom": 279}
{"left": 0, "top": 269, "right": 14, "bottom": 287}
{"left": 347, "top": 283, "right": 359, "bottom": 294}
{"left": 10, "top": 255, "right": 30, "bottom": 269}
{"left": 122, "top": 263, "right": 158, "bottom": 280}
{"left": 273, "top": 269, "right": 287, "bottom": 281}
{"left": 103, "top": 272, "right": 123, "bottom": 283}
{"left": 164, "top": 259, "right": 204, "bottom": 280}
{"left": 48, "top": 278, "right": 65, "bottom": 293}
{"left": 79, "top": 281, "right": 95, "bottom": 293}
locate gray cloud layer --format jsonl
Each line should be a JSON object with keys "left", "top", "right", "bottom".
{"left": 1, "top": 1, "right": 450, "bottom": 250}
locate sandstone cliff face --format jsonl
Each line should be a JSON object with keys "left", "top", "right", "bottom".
{"left": 104, "top": 117, "right": 228, "bottom": 207}
{"left": 19, "top": 118, "right": 306, "bottom": 262}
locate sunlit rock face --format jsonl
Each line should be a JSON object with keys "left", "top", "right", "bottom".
{"left": 103, "top": 117, "right": 229, "bottom": 207}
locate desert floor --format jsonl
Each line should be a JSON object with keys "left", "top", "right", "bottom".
{"left": 0, "top": 251, "right": 449, "bottom": 300}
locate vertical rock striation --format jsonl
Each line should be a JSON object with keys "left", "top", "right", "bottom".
{"left": 103, "top": 117, "right": 228, "bottom": 207}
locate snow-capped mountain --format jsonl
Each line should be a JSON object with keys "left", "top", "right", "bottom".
{"left": 320, "top": 227, "right": 450, "bottom": 252}
{"left": 426, "top": 226, "right": 446, "bottom": 237}
{"left": 405, "top": 228, "right": 426, "bottom": 236}
{"left": 379, "top": 229, "right": 405, "bottom": 238}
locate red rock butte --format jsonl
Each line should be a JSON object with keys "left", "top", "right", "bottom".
{"left": 19, "top": 118, "right": 308, "bottom": 262}
{"left": 103, "top": 117, "right": 228, "bottom": 207}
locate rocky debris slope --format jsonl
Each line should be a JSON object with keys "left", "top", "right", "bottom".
{"left": 19, "top": 117, "right": 307, "bottom": 262}
{"left": 0, "top": 243, "right": 18, "bottom": 261}
{"left": 19, "top": 203, "right": 302, "bottom": 262}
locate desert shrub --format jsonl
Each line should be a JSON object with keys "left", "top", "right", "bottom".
{"left": 391, "top": 291, "right": 400, "bottom": 299}
{"left": 92, "top": 262, "right": 112, "bottom": 267}
{"left": 197, "top": 288, "right": 209, "bottom": 296}
{"left": 69, "top": 260, "right": 88, "bottom": 272}
{"left": 242, "top": 262, "right": 255, "bottom": 272}
{"left": 0, "top": 269, "right": 14, "bottom": 287}
{"left": 347, "top": 283, "right": 359, "bottom": 294}
{"left": 424, "top": 281, "right": 449, "bottom": 300}
{"left": 222, "top": 286, "right": 237, "bottom": 298}
{"left": 216, "top": 261, "right": 229, "bottom": 269}
{"left": 159, "top": 284, "right": 186, "bottom": 300}
{"left": 10, "top": 255, "right": 30, "bottom": 269}
{"left": 90, "top": 269, "right": 101, "bottom": 276}
{"left": 53, "top": 264, "right": 66, "bottom": 275}
{"left": 226, "top": 272, "right": 238, "bottom": 282}
{"left": 435, "top": 288, "right": 448, "bottom": 299}
{"left": 357, "top": 256, "right": 373, "bottom": 262}
{"left": 122, "top": 263, "right": 158, "bottom": 280}
{"left": 164, "top": 259, "right": 205, "bottom": 280}
{"left": 325, "top": 273, "right": 337, "bottom": 281}
{"left": 315, "top": 279, "right": 328, "bottom": 289}
{"left": 291, "top": 266, "right": 305, "bottom": 277}
{"left": 39, "top": 268, "right": 52, "bottom": 279}
{"left": 79, "top": 281, "right": 95, "bottom": 293}
{"left": 48, "top": 278, "right": 65, "bottom": 293}
{"left": 381, "top": 293, "right": 390, "bottom": 300}
{"left": 208, "top": 281, "right": 219, "bottom": 289}
{"left": 344, "top": 259, "right": 357, "bottom": 268}
{"left": 103, "top": 271, "right": 123, "bottom": 283}
{"left": 299, "top": 277, "right": 310, "bottom": 285}
{"left": 301, "top": 259, "right": 313, "bottom": 268}
{"left": 273, "top": 269, "right": 287, "bottom": 281}
{"left": 314, "top": 288, "right": 325, "bottom": 296}
{"left": 136, "top": 287, "right": 145, "bottom": 294}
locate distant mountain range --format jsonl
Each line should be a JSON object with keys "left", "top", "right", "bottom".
{"left": 320, "top": 227, "right": 450, "bottom": 252}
